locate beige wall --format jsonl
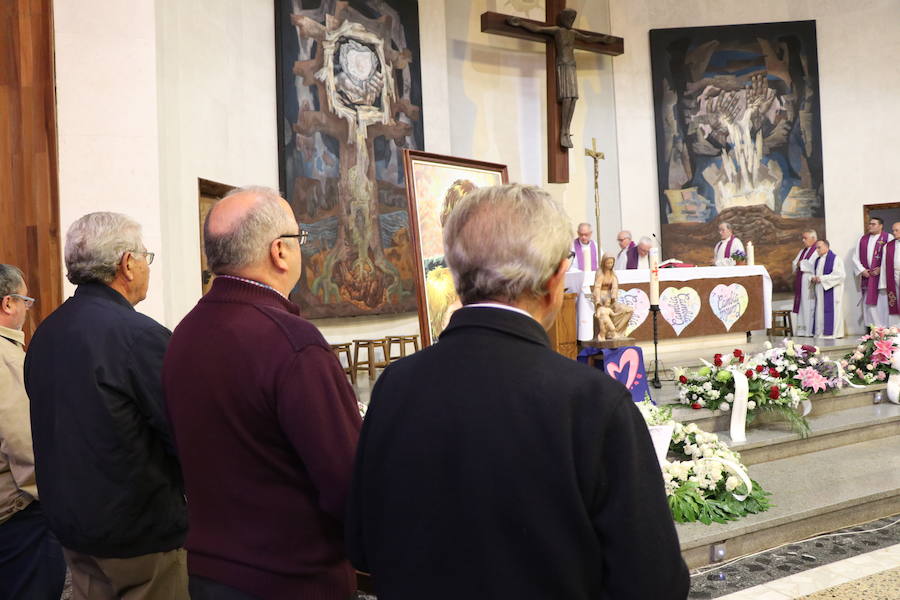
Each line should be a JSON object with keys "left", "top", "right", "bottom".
{"left": 53, "top": 0, "right": 621, "bottom": 342}
{"left": 609, "top": 0, "right": 900, "bottom": 334}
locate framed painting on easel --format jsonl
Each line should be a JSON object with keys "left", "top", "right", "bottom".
{"left": 402, "top": 150, "right": 508, "bottom": 346}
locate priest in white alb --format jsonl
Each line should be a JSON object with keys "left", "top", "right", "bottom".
{"left": 811, "top": 240, "right": 844, "bottom": 339}
{"left": 851, "top": 216, "right": 892, "bottom": 327}
{"left": 569, "top": 223, "right": 602, "bottom": 341}
{"left": 713, "top": 222, "right": 745, "bottom": 265}
{"left": 791, "top": 229, "right": 818, "bottom": 336}
{"left": 881, "top": 222, "right": 900, "bottom": 326}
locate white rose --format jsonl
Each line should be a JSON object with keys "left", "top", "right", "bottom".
{"left": 726, "top": 476, "right": 741, "bottom": 491}
{"left": 867, "top": 363, "right": 875, "bottom": 371}
{"left": 747, "top": 400, "right": 757, "bottom": 410}
{"left": 725, "top": 393, "right": 734, "bottom": 401}
{"left": 788, "top": 364, "right": 797, "bottom": 371}
{"left": 809, "top": 357, "right": 819, "bottom": 365}
{"left": 720, "top": 402, "right": 730, "bottom": 412}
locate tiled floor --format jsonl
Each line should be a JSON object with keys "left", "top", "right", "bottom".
{"left": 703, "top": 528, "right": 900, "bottom": 599}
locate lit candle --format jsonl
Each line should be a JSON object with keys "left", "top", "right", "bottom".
{"left": 649, "top": 247, "right": 660, "bottom": 305}
{"left": 747, "top": 241, "right": 755, "bottom": 266}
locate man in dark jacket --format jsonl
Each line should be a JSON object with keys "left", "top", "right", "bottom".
{"left": 25, "top": 212, "right": 187, "bottom": 599}
{"left": 347, "top": 184, "right": 689, "bottom": 600}
{"left": 163, "top": 186, "right": 362, "bottom": 600}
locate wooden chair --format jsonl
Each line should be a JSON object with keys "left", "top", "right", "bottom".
{"left": 352, "top": 338, "right": 390, "bottom": 381}
{"left": 769, "top": 310, "right": 794, "bottom": 337}
{"left": 385, "top": 334, "right": 420, "bottom": 362}
{"left": 330, "top": 342, "right": 356, "bottom": 384}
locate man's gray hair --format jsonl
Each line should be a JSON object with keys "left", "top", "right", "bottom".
{"left": 204, "top": 186, "right": 296, "bottom": 274}
{"left": 65, "top": 213, "right": 144, "bottom": 284}
{"left": 639, "top": 236, "right": 653, "bottom": 246}
{"left": 720, "top": 222, "right": 733, "bottom": 232}
{"left": 804, "top": 229, "right": 818, "bottom": 238}
{"left": 443, "top": 183, "right": 572, "bottom": 305}
{"left": 0, "top": 264, "right": 24, "bottom": 298}
{"left": 577, "top": 222, "right": 592, "bottom": 232}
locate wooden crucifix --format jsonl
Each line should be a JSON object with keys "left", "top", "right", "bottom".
{"left": 482, "top": 0, "right": 623, "bottom": 183}
{"left": 585, "top": 137, "right": 605, "bottom": 245}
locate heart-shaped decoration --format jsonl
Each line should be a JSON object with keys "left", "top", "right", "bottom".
{"left": 617, "top": 288, "right": 650, "bottom": 335}
{"left": 606, "top": 347, "right": 641, "bottom": 390}
{"left": 709, "top": 283, "right": 749, "bottom": 331}
{"left": 659, "top": 287, "right": 701, "bottom": 336}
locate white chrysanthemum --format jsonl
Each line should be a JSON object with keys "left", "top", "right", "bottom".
{"left": 725, "top": 476, "right": 741, "bottom": 491}
{"left": 720, "top": 402, "right": 730, "bottom": 412}
{"left": 747, "top": 400, "right": 756, "bottom": 410}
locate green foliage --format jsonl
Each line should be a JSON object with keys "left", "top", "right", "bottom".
{"left": 668, "top": 479, "right": 772, "bottom": 525}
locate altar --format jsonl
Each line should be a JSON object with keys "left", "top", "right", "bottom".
{"left": 565, "top": 266, "right": 773, "bottom": 342}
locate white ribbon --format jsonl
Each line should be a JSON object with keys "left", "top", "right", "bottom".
{"left": 729, "top": 367, "right": 749, "bottom": 443}
{"left": 699, "top": 457, "right": 753, "bottom": 502}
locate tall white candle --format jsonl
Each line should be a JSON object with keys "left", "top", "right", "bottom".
{"left": 747, "top": 241, "right": 755, "bottom": 266}
{"left": 649, "top": 247, "right": 660, "bottom": 305}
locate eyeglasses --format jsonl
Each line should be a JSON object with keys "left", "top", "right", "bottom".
{"left": 616, "top": 237, "right": 629, "bottom": 242}
{"left": 279, "top": 230, "right": 309, "bottom": 245}
{"left": 130, "top": 250, "right": 155, "bottom": 265}
{"left": 8, "top": 294, "right": 35, "bottom": 309}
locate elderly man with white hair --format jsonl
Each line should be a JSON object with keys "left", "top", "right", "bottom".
{"left": 0, "top": 265, "right": 65, "bottom": 599}
{"left": 713, "top": 222, "right": 745, "bottom": 265}
{"left": 347, "top": 183, "right": 689, "bottom": 600}
{"left": 25, "top": 213, "right": 188, "bottom": 598}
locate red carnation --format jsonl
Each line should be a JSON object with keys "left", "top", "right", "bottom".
{"left": 769, "top": 367, "right": 779, "bottom": 378}
{"left": 713, "top": 354, "right": 723, "bottom": 367}
{"left": 769, "top": 385, "right": 780, "bottom": 399}
{"left": 733, "top": 349, "right": 743, "bottom": 358}
{"left": 691, "top": 402, "right": 702, "bottom": 409}
{"left": 745, "top": 369, "right": 754, "bottom": 379}
{"left": 679, "top": 375, "right": 688, "bottom": 384}
{"left": 756, "top": 364, "right": 765, "bottom": 373}
{"left": 801, "top": 344, "right": 817, "bottom": 354}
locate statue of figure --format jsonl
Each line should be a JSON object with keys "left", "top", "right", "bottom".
{"left": 507, "top": 9, "right": 615, "bottom": 148}
{"left": 592, "top": 255, "right": 634, "bottom": 340}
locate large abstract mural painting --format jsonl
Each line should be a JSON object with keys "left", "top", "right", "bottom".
{"left": 276, "top": 0, "right": 423, "bottom": 317}
{"left": 650, "top": 21, "right": 825, "bottom": 291}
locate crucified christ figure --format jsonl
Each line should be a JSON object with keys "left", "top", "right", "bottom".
{"left": 508, "top": 9, "right": 615, "bottom": 148}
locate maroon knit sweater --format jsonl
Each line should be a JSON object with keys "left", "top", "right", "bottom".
{"left": 163, "top": 277, "right": 361, "bottom": 600}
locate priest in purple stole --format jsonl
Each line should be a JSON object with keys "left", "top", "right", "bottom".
{"left": 570, "top": 223, "right": 602, "bottom": 341}
{"left": 883, "top": 222, "right": 900, "bottom": 326}
{"left": 791, "top": 230, "right": 818, "bottom": 336}
{"left": 811, "top": 240, "right": 845, "bottom": 339}
{"left": 613, "top": 230, "right": 634, "bottom": 270}
{"left": 713, "top": 222, "right": 745, "bottom": 265}
{"left": 851, "top": 216, "right": 893, "bottom": 327}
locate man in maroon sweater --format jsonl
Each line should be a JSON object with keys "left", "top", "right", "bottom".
{"left": 163, "top": 186, "right": 362, "bottom": 600}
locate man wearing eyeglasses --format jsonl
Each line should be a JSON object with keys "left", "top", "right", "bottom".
{"left": 164, "top": 186, "right": 361, "bottom": 600}
{"left": 0, "top": 265, "right": 66, "bottom": 599}
{"left": 25, "top": 213, "right": 188, "bottom": 599}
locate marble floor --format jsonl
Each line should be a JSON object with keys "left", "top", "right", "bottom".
{"left": 692, "top": 516, "right": 900, "bottom": 599}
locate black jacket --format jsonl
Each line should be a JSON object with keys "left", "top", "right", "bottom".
{"left": 347, "top": 306, "right": 689, "bottom": 600}
{"left": 25, "top": 283, "right": 186, "bottom": 557}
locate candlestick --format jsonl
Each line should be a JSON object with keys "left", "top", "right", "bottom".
{"left": 747, "top": 241, "right": 755, "bottom": 266}
{"left": 649, "top": 247, "right": 660, "bottom": 305}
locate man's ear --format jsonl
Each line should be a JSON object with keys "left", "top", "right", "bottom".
{"left": 270, "top": 239, "right": 289, "bottom": 272}
{"left": 544, "top": 256, "right": 569, "bottom": 297}
{"left": 0, "top": 296, "right": 12, "bottom": 316}
{"left": 119, "top": 252, "right": 135, "bottom": 282}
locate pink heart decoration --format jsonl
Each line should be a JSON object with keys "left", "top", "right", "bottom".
{"left": 606, "top": 347, "right": 640, "bottom": 390}
{"left": 617, "top": 288, "right": 650, "bottom": 335}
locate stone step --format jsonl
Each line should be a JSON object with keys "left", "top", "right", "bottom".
{"left": 721, "top": 403, "right": 900, "bottom": 465}
{"left": 666, "top": 384, "right": 888, "bottom": 433}
{"left": 677, "top": 436, "right": 900, "bottom": 569}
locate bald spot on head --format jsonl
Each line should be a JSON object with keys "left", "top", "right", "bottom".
{"left": 207, "top": 190, "right": 266, "bottom": 237}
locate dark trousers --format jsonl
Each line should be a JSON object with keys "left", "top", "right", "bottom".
{"left": 189, "top": 576, "right": 261, "bottom": 600}
{"left": 0, "top": 501, "right": 66, "bottom": 600}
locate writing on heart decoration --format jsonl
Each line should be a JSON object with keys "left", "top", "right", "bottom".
{"left": 709, "top": 283, "right": 749, "bottom": 331}
{"left": 617, "top": 288, "right": 650, "bottom": 335}
{"left": 659, "top": 286, "right": 701, "bottom": 336}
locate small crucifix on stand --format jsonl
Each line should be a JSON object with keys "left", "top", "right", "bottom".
{"left": 481, "top": 1, "right": 623, "bottom": 183}
{"left": 584, "top": 137, "right": 604, "bottom": 246}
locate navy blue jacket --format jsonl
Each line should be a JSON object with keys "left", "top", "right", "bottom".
{"left": 347, "top": 306, "right": 689, "bottom": 600}
{"left": 25, "top": 283, "right": 186, "bottom": 557}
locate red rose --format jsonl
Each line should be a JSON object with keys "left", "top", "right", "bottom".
{"left": 679, "top": 375, "right": 688, "bottom": 384}
{"left": 801, "top": 344, "right": 816, "bottom": 354}
{"left": 691, "top": 402, "right": 702, "bottom": 409}
{"left": 745, "top": 369, "right": 754, "bottom": 379}
{"left": 738, "top": 355, "right": 745, "bottom": 363}
{"left": 756, "top": 364, "right": 765, "bottom": 373}
{"left": 769, "top": 367, "right": 779, "bottom": 378}
{"left": 769, "top": 385, "right": 780, "bottom": 399}
{"left": 733, "top": 349, "right": 743, "bottom": 358}
{"left": 713, "top": 354, "right": 723, "bottom": 367}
